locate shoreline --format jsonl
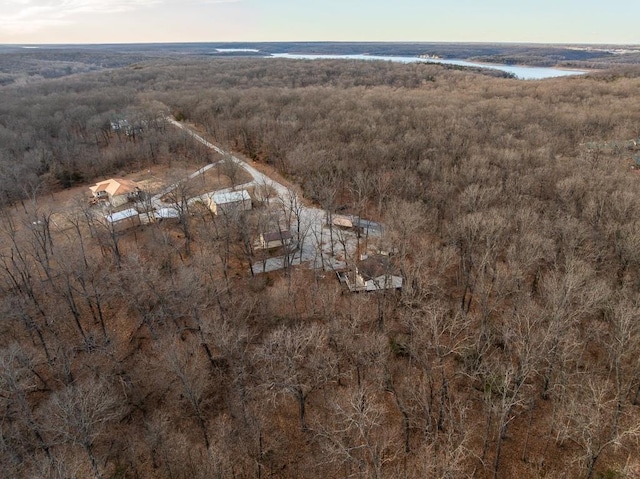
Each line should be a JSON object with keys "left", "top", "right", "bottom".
{"left": 268, "top": 53, "right": 588, "bottom": 79}
{"left": 458, "top": 58, "right": 589, "bottom": 73}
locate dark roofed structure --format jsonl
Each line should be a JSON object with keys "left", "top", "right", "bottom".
{"left": 260, "top": 230, "right": 293, "bottom": 250}
{"left": 357, "top": 255, "right": 399, "bottom": 280}
{"left": 341, "top": 255, "right": 403, "bottom": 292}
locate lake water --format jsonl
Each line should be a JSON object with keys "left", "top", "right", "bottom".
{"left": 269, "top": 53, "right": 586, "bottom": 80}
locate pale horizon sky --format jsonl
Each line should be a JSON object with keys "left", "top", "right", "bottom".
{"left": 1, "top": 0, "right": 639, "bottom": 45}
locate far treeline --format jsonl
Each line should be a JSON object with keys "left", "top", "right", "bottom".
{"left": 1, "top": 56, "right": 640, "bottom": 479}
{"left": 2, "top": 42, "right": 639, "bottom": 88}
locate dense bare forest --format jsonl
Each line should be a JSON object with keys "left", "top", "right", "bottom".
{"left": 2, "top": 55, "right": 640, "bottom": 479}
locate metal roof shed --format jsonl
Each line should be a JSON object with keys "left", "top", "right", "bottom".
{"left": 105, "top": 208, "right": 139, "bottom": 223}
{"left": 154, "top": 207, "right": 180, "bottom": 219}
{"left": 212, "top": 190, "right": 251, "bottom": 204}
{"left": 209, "top": 189, "right": 252, "bottom": 215}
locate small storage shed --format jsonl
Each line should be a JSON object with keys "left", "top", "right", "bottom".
{"left": 104, "top": 208, "right": 140, "bottom": 230}
{"left": 259, "top": 230, "right": 293, "bottom": 250}
{"left": 154, "top": 207, "right": 180, "bottom": 221}
{"left": 346, "top": 255, "right": 403, "bottom": 292}
{"left": 208, "top": 190, "right": 252, "bottom": 215}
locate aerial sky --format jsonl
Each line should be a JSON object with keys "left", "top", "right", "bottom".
{"left": 1, "top": 0, "right": 638, "bottom": 45}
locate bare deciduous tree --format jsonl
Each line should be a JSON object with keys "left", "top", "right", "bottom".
{"left": 257, "top": 323, "right": 337, "bottom": 431}
{"left": 558, "top": 377, "right": 640, "bottom": 479}
{"left": 318, "top": 385, "right": 398, "bottom": 479}
{"left": 42, "top": 379, "right": 123, "bottom": 479}
{"left": 155, "top": 337, "right": 214, "bottom": 448}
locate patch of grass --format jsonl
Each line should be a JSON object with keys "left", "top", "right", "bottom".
{"left": 598, "top": 469, "right": 623, "bottom": 479}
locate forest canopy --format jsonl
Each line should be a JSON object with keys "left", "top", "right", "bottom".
{"left": 1, "top": 54, "right": 640, "bottom": 479}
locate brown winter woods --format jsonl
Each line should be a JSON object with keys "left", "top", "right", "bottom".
{"left": 1, "top": 57, "right": 640, "bottom": 478}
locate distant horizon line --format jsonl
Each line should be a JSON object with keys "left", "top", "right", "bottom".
{"left": 2, "top": 40, "right": 639, "bottom": 47}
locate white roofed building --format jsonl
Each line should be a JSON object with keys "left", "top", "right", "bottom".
{"left": 155, "top": 207, "right": 180, "bottom": 220}
{"left": 103, "top": 208, "right": 140, "bottom": 230}
{"left": 207, "top": 189, "right": 252, "bottom": 215}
